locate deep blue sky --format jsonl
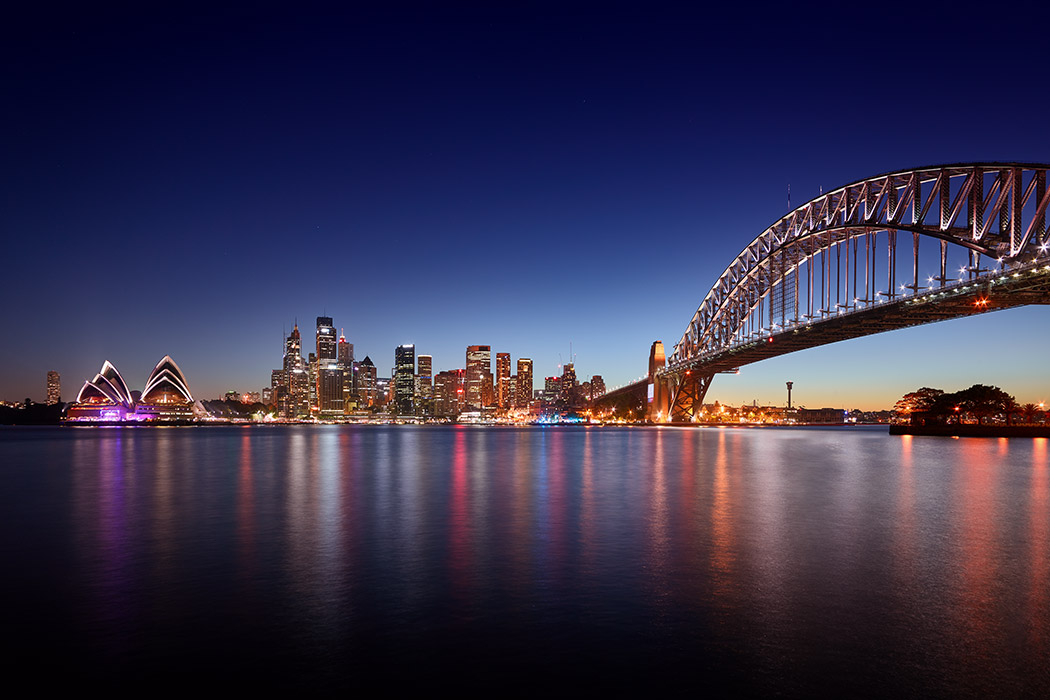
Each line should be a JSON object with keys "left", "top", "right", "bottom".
{"left": 4, "top": 2, "right": 1050, "bottom": 409}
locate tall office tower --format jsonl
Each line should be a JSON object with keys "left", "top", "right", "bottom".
{"left": 590, "top": 375, "right": 606, "bottom": 400}
{"left": 308, "top": 352, "right": 318, "bottom": 414}
{"left": 560, "top": 363, "right": 577, "bottom": 404}
{"left": 516, "top": 358, "right": 533, "bottom": 410}
{"left": 316, "top": 316, "right": 336, "bottom": 361}
{"left": 506, "top": 376, "right": 517, "bottom": 410}
{"left": 416, "top": 354, "right": 433, "bottom": 416}
{"left": 288, "top": 368, "right": 311, "bottom": 417}
{"left": 394, "top": 345, "right": 415, "bottom": 415}
{"left": 434, "top": 369, "right": 466, "bottom": 416}
{"left": 545, "top": 376, "right": 561, "bottom": 404}
{"left": 356, "top": 356, "right": 377, "bottom": 407}
{"left": 315, "top": 316, "right": 337, "bottom": 413}
{"left": 495, "top": 353, "right": 511, "bottom": 408}
{"left": 282, "top": 324, "right": 309, "bottom": 416}
{"left": 466, "top": 345, "right": 491, "bottom": 409}
{"left": 319, "top": 365, "right": 344, "bottom": 416}
{"left": 261, "top": 387, "right": 272, "bottom": 404}
{"left": 46, "top": 371, "right": 61, "bottom": 405}
{"left": 338, "top": 331, "right": 355, "bottom": 411}
{"left": 284, "top": 324, "right": 304, "bottom": 372}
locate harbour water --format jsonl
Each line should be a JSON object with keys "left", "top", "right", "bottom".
{"left": 2, "top": 425, "right": 1047, "bottom": 695}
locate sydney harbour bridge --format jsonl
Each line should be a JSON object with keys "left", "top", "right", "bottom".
{"left": 595, "top": 163, "right": 1050, "bottom": 422}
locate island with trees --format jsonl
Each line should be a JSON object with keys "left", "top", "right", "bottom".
{"left": 890, "top": 384, "right": 1049, "bottom": 437}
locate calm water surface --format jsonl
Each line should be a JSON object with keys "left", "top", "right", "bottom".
{"left": 1, "top": 425, "right": 1047, "bottom": 695}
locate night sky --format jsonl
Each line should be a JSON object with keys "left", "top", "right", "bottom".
{"left": 4, "top": 3, "right": 1050, "bottom": 410}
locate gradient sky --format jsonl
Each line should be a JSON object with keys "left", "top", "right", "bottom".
{"left": 4, "top": 3, "right": 1050, "bottom": 410}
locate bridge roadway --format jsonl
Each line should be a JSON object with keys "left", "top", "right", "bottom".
{"left": 662, "top": 257, "right": 1050, "bottom": 378}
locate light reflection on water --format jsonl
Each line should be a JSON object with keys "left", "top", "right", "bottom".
{"left": 1, "top": 424, "right": 1048, "bottom": 694}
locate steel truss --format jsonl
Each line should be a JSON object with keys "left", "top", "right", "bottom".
{"left": 659, "top": 163, "right": 1050, "bottom": 422}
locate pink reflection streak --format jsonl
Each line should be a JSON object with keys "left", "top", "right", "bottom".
{"left": 954, "top": 440, "right": 1001, "bottom": 666}
{"left": 448, "top": 428, "right": 470, "bottom": 596}
{"left": 710, "top": 430, "right": 735, "bottom": 598}
{"left": 893, "top": 436, "right": 917, "bottom": 589}
{"left": 237, "top": 432, "right": 256, "bottom": 583}
{"left": 1027, "top": 439, "right": 1049, "bottom": 651}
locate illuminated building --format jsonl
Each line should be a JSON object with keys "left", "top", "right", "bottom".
{"left": 339, "top": 331, "right": 355, "bottom": 411}
{"left": 560, "top": 363, "right": 577, "bottom": 404}
{"left": 136, "top": 356, "right": 195, "bottom": 420}
{"left": 416, "top": 354, "right": 433, "bottom": 416}
{"left": 356, "top": 356, "right": 377, "bottom": 407}
{"left": 590, "top": 375, "right": 606, "bottom": 400}
{"left": 495, "top": 352, "right": 511, "bottom": 408}
{"left": 282, "top": 325, "right": 309, "bottom": 417}
{"left": 466, "top": 345, "right": 492, "bottom": 409}
{"left": 316, "top": 317, "right": 340, "bottom": 414}
{"left": 67, "top": 356, "right": 194, "bottom": 421}
{"left": 46, "top": 371, "right": 60, "bottom": 405}
{"left": 544, "top": 376, "right": 561, "bottom": 404}
{"left": 394, "top": 344, "right": 415, "bottom": 415}
{"left": 516, "top": 358, "right": 533, "bottom": 409}
{"left": 435, "top": 369, "right": 466, "bottom": 416}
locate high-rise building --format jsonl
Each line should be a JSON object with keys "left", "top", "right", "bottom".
{"left": 416, "top": 354, "right": 433, "bottom": 416}
{"left": 560, "top": 363, "right": 577, "bottom": 404}
{"left": 545, "top": 376, "right": 561, "bottom": 404}
{"left": 284, "top": 324, "right": 303, "bottom": 373}
{"left": 434, "top": 369, "right": 466, "bottom": 416}
{"left": 338, "top": 331, "right": 354, "bottom": 412}
{"left": 394, "top": 345, "right": 415, "bottom": 415}
{"left": 46, "top": 371, "right": 60, "bottom": 405}
{"left": 466, "top": 345, "right": 492, "bottom": 410}
{"left": 282, "top": 324, "right": 309, "bottom": 417}
{"left": 356, "top": 356, "right": 377, "bottom": 407}
{"left": 495, "top": 353, "right": 511, "bottom": 408}
{"left": 315, "top": 317, "right": 339, "bottom": 414}
{"left": 590, "top": 375, "right": 606, "bottom": 400}
{"left": 517, "top": 358, "right": 533, "bottom": 409}
{"left": 316, "top": 316, "right": 336, "bottom": 362}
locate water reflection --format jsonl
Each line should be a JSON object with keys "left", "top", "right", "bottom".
{"left": 4, "top": 425, "right": 1044, "bottom": 693}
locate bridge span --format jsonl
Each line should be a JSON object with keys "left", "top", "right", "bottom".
{"left": 597, "top": 163, "right": 1050, "bottom": 422}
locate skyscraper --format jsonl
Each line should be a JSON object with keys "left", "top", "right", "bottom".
{"left": 434, "top": 369, "right": 466, "bottom": 416}
{"left": 516, "top": 358, "right": 533, "bottom": 409}
{"left": 338, "top": 331, "right": 354, "bottom": 412}
{"left": 466, "top": 345, "right": 491, "bottom": 410}
{"left": 416, "top": 354, "right": 433, "bottom": 416}
{"left": 394, "top": 344, "right": 415, "bottom": 415}
{"left": 356, "top": 356, "right": 377, "bottom": 407}
{"left": 283, "top": 324, "right": 308, "bottom": 416}
{"left": 46, "top": 371, "right": 60, "bottom": 405}
{"left": 495, "top": 352, "right": 511, "bottom": 408}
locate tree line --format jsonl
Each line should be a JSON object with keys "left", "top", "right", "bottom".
{"left": 893, "top": 385, "right": 1044, "bottom": 425}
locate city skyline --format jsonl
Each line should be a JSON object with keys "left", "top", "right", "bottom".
{"left": 5, "top": 5, "right": 1050, "bottom": 410}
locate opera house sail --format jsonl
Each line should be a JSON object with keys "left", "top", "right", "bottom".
{"left": 66, "top": 356, "right": 196, "bottom": 422}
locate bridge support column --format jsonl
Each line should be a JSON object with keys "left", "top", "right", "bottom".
{"left": 669, "top": 372, "right": 714, "bottom": 423}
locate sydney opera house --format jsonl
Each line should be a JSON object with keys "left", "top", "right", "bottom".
{"left": 66, "top": 356, "right": 198, "bottom": 422}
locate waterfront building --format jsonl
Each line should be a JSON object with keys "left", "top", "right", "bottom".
{"left": 261, "top": 387, "right": 272, "bottom": 404}
{"left": 394, "top": 344, "right": 415, "bottom": 415}
{"left": 590, "top": 375, "right": 606, "bottom": 400}
{"left": 434, "top": 369, "right": 466, "bottom": 416}
{"left": 560, "top": 363, "right": 577, "bottom": 404}
{"left": 67, "top": 356, "right": 194, "bottom": 421}
{"left": 466, "top": 345, "right": 492, "bottom": 410}
{"left": 224, "top": 390, "right": 239, "bottom": 402}
{"left": 416, "top": 354, "right": 433, "bottom": 416}
{"left": 288, "top": 368, "right": 310, "bottom": 417}
{"left": 544, "top": 376, "right": 561, "bottom": 404}
{"left": 356, "top": 356, "right": 377, "bottom": 407}
{"left": 338, "top": 332, "right": 355, "bottom": 411}
{"left": 495, "top": 352, "right": 511, "bottom": 408}
{"left": 316, "top": 317, "right": 338, "bottom": 413}
{"left": 284, "top": 324, "right": 303, "bottom": 373}
{"left": 319, "top": 364, "right": 344, "bottom": 416}
{"left": 516, "top": 358, "right": 533, "bottom": 409}
{"left": 46, "top": 370, "right": 60, "bottom": 405}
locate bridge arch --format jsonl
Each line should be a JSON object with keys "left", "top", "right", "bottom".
{"left": 657, "top": 163, "right": 1050, "bottom": 422}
